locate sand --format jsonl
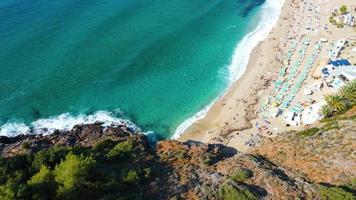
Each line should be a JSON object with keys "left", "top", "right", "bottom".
{"left": 178, "top": 0, "right": 356, "bottom": 152}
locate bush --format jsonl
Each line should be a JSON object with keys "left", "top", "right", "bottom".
{"left": 123, "top": 170, "right": 140, "bottom": 183}
{"left": 218, "top": 184, "right": 257, "bottom": 200}
{"left": 203, "top": 157, "right": 214, "bottom": 166}
{"left": 350, "top": 178, "right": 356, "bottom": 189}
{"left": 297, "top": 128, "right": 320, "bottom": 137}
{"left": 106, "top": 141, "right": 134, "bottom": 160}
{"left": 340, "top": 5, "right": 347, "bottom": 14}
{"left": 318, "top": 184, "right": 355, "bottom": 200}
{"left": 230, "top": 168, "right": 253, "bottom": 183}
{"left": 93, "top": 139, "right": 116, "bottom": 154}
{"left": 143, "top": 168, "right": 151, "bottom": 179}
{"left": 0, "top": 182, "right": 16, "bottom": 200}
{"left": 21, "top": 142, "right": 30, "bottom": 150}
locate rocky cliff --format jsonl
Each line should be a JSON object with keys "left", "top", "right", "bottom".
{"left": 0, "top": 114, "right": 355, "bottom": 199}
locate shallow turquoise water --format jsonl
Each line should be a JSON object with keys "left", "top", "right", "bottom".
{"left": 0, "top": 0, "right": 264, "bottom": 138}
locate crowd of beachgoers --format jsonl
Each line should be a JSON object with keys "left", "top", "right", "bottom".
{"left": 248, "top": 0, "right": 356, "bottom": 145}
{"left": 179, "top": 0, "right": 356, "bottom": 152}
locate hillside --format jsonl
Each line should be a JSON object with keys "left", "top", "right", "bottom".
{"left": 1, "top": 121, "right": 355, "bottom": 200}
{"left": 253, "top": 108, "right": 356, "bottom": 186}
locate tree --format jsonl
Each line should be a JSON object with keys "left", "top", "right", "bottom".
{"left": 32, "top": 147, "right": 69, "bottom": 171}
{"left": 340, "top": 5, "right": 347, "bottom": 14}
{"left": 54, "top": 153, "right": 96, "bottom": 199}
{"left": 106, "top": 141, "right": 134, "bottom": 160}
{"left": 340, "top": 80, "right": 356, "bottom": 105}
{"left": 324, "top": 95, "right": 347, "bottom": 113}
{"left": 27, "top": 166, "right": 57, "bottom": 199}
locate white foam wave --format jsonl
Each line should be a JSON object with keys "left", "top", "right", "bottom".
{"left": 0, "top": 111, "right": 139, "bottom": 137}
{"left": 171, "top": 98, "right": 218, "bottom": 139}
{"left": 228, "top": 0, "right": 285, "bottom": 82}
{"left": 172, "top": 0, "right": 285, "bottom": 139}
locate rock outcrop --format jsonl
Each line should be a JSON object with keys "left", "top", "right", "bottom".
{"left": 0, "top": 110, "right": 355, "bottom": 199}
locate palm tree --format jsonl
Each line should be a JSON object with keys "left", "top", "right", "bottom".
{"left": 340, "top": 80, "right": 356, "bottom": 105}
{"left": 324, "top": 94, "right": 348, "bottom": 113}
{"left": 321, "top": 105, "right": 333, "bottom": 118}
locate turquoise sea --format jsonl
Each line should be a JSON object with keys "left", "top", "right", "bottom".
{"left": 0, "top": 0, "right": 271, "bottom": 138}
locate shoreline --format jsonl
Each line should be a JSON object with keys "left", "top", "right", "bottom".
{"left": 177, "top": 0, "right": 356, "bottom": 151}
{"left": 173, "top": 0, "right": 286, "bottom": 140}
{"left": 177, "top": 0, "right": 292, "bottom": 149}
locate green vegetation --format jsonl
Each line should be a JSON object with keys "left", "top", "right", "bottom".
{"left": 323, "top": 81, "right": 356, "bottom": 118}
{"left": 329, "top": 5, "right": 349, "bottom": 28}
{"left": 297, "top": 127, "right": 320, "bottom": 137}
{"left": 340, "top": 5, "right": 347, "bottom": 15}
{"left": 340, "top": 81, "right": 356, "bottom": 105}
{"left": 321, "top": 105, "right": 333, "bottom": 118}
{"left": 230, "top": 168, "right": 253, "bottom": 183}
{"left": 349, "top": 178, "right": 356, "bottom": 191}
{"left": 322, "top": 121, "right": 339, "bottom": 131}
{"left": 318, "top": 184, "right": 355, "bottom": 200}
{"left": 324, "top": 95, "right": 348, "bottom": 113}
{"left": 218, "top": 184, "right": 257, "bottom": 200}
{"left": 0, "top": 139, "right": 154, "bottom": 200}
{"left": 27, "top": 166, "right": 57, "bottom": 199}
{"left": 106, "top": 140, "right": 134, "bottom": 160}
{"left": 21, "top": 142, "right": 30, "bottom": 150}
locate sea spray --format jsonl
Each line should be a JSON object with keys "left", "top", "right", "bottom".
{"left": 0, "top": 111, "right": 139, "bottom": 137}
{"left": 172, "top": 0, "right": 286, "bottom": 139}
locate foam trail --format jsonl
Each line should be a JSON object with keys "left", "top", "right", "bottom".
{"left": 0, "top": 111, "right": 139, "bottom": 137}
{"left": 172, "top": 0, "right": 285, "bottom": 139}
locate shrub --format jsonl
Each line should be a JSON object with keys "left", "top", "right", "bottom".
{"left": 230, "top": 168, "right": 253, "bottom": 182}
{"left": 93, "top": 139, "right": 116, "bottom": 154}
{"left": 297, "top": 127, "right": 319, "bottom": 137}
{"left": 0, "top": 182, "right": 16, "bottom": 200}
{"left": 340, "top": 5, "right": 347, "bottom": 14}
{"left": 203, "top": 157, "right": 214, "bottom": 166}
{"left": 143, "top": 168, "right": 151, "bottom": 179}
{"left": 106, "top": 141, "right": 134, "bottom": 160}
{"left": 218, "top": 184, "right": 257, "bottom": 200}
{"left": 21, "top": 142, "right": 30, "bottom": 150}
{"left": 350, "top": 178, "right": 356, "bottom": 190}
{"left": 321, "top": 105, "right": 333, "bottom": 118}
{"left": 322, "top": 121, "right": 339, "bottom": 131}
{"left": 318, "top": 184, "right": 355, "bottom": 200}
{"left": 123, "top": 170, "right": 140, "bottom": 183}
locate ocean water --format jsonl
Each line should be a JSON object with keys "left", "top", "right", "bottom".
{"left": 0, "top": 0, "right": 280, "bottom": 138}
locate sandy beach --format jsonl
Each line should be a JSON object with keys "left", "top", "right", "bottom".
{"left": 178, "top": 0, "right": 356, "bottom": 152}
